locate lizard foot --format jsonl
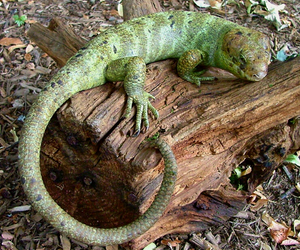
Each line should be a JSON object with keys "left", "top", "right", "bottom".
{"left": 177, "top": 49, "right": 216, "bottom": 86}
{"left": 124, "top": 91, "right": 159, "bottom": 136}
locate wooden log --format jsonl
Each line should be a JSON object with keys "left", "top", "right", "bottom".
{"left": 27, "top": 12, "right": 300, "bottom": 250}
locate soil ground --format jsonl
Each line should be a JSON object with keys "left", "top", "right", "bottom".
{"left": 0, "top": 0, "right": 299, "bottom": 249}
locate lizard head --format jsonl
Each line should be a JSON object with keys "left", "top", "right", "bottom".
{"left": 221, "top": 28, "right": 271, "bottom": 81}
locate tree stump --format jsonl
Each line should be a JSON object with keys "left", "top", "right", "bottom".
{"left": 27, "top": 12, "right": 300, "bottom": 250}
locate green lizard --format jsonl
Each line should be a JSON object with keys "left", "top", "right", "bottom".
{"left": 19, "top": 11, "right": 271, "bottom": 245}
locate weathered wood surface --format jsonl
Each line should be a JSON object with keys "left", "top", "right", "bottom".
{"left": 122, "top": 0, "right": 162, "bottom": 20}
{"left": 27, "top": 13, "right": 300, "bottom": 250}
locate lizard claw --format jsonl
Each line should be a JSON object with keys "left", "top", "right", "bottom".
{"left": 132, "top": 129, "right": 140, "bottom": 137}
{"left": 124, "top": 91, "right": 158, "bottom": 136}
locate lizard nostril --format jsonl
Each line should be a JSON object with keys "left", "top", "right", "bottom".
{"left": 254, "top": 71, "right": 267, "bottom": 80}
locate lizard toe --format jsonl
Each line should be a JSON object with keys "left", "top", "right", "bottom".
{"left": 132, "top": 129, "right": 141, "bottom": 137}
{"left": 124, "top": 97, "right": 133, "bottom": 118}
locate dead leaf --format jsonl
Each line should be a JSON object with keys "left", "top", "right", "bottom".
{"left": 2, "top": 240, "right": 18, "bottom": 250}
{"left": 259, "top": 241, "right": 272, "bottom": 250}
{"left": 189, "top": 234, "right": 221, "bottom": 250}
{"left": 0, "top": 137, "right": 9, "bottom": 148}
{"left": 31, "top": 213, "right": 43, "bottom": 222}
{"left": 193, "top": 0, "right": 210, "bottom": 8}
{"left": 241, "top": 166, "right": 252, "bottom": 177}
{"left": 0, "top": 37, "right": 24, "bottom": 46}
{"left": 8, "top": 205, "right": 31, "bottom": 213}
{"left": 24, "top": 53, "right": 32, "bottom": 61}
{"left": 117, "top": 3, "right": 123, "bottom": 17}
{"left": 0, "top": 86, "right": 7, "bottom": 98}
{"left": 110, "top": 9, "right": 119, "bottom": 17}
{"left": 161, "top": 239, "right": 182, "bottom": 247}
{"left": 26, "top": 19, "right": 37, "bottom": 24}
{"left": 26, "top": 62, "right": 35, "bottom": 70}
{"left": 254, "top": 188, "right": 268, "bottom": 199}
{"left": 2, "top": 48, "right": 11, "bottom": 62}
{"left": 262, "top": 212, "right": 290, "bottom": 244}
{"left": 60, "top": 235, "right": 71, "bottom": 250}
{"left": 250, "top": 198, "right": 268, "bottom": 212}
{"left": 106, "top": 245, "right": 118, "bottom": 250}
{"left": 2, "top": 231, "right": 14, "bottom": 240}
{"left": 209, "top": 0, "right": 222, "bottom": 9}
{"left": 42, "top": 235, "right": 55, "bottom": 247}
{"left": 244, "top": 0, "right": 288, "bottom": 30}
{"left": 35, "top": 66, "right": 51, "bottom": 74}
{"left": 19, "top": 81, "right": 42, "bottom": 92}
{"left": 294, "top": 219, "right": 300, "bottom": 231}
{"left": 8, "top": 44, "right": 27, "bottom": 53}
{"left": 19, "top": 69, "right": 37, "bottom": 78}
{"left": 270, "top": 227, "right": 289, "bottom": 244}
{"left": 281, "top": 238, "right": 300, "bottom": 246}
{"left": 25, "top": 44, "right": 34, "bottom": 53}
{"left": 234, "top": 211, "right": 254, "bottom": 219}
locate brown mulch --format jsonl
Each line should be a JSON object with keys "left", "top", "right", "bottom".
{"left": 0, "top": 0, "right": 299, "bottom": 249}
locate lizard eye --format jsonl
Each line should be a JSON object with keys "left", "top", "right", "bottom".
{"left": 265, "top": 51, "right": 271, "bottom": 61}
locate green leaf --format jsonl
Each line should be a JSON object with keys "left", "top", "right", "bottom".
{"left": 229, "top": 167, "right": 242, "bottom": 183}
{"left": 237, "top": 184, "right": 244, "bottom": 191}
{"left": 143, "top": 243, "right": 156, "bottom": 250}
{"left": 13, "top": 14, "right": 27, "bottom": 26}
{"left": 234, "top": 167, "right": 242, "bottom": 178}
{"left": 289, "top": 118, "right": 298, "bottom": 125}
{"left": 285, "top": 154, "right": 300, "bottom": 166}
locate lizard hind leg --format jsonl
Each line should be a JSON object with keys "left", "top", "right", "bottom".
{"left": 177, "top": 49, "right": 215, "bottom": 87}
{"left": 106, "top": 56, "right": 159, "bottom": 136}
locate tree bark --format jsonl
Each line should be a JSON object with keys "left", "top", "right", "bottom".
{"left": 122, "top": 0, "right": 162, "bottom": 20}
{"left": 27, "top": 10, "right": 300, "bottom": 250}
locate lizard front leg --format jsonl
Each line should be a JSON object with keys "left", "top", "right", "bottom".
{"left": 177, "top": 49, "right": 215, "bottom": 86}
{"left": 106, "top": 56, "right": 158, "bottom": 136}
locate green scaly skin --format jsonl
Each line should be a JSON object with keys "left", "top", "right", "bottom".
{"left": 19, "top": 11, "right": 271, "bottom": 245}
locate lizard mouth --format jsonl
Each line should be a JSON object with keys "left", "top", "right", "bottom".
{"left": 244, "top": 63, "right": 269, "bottom": 81}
